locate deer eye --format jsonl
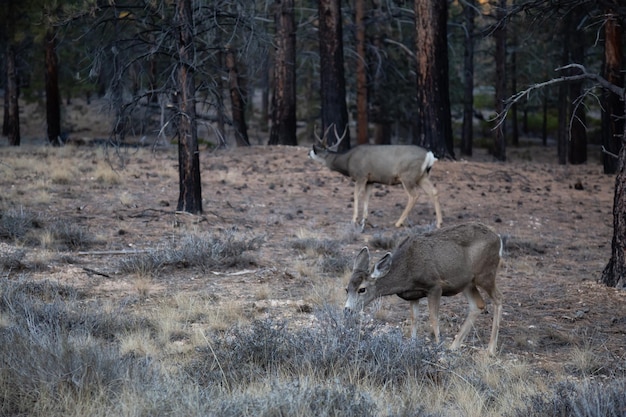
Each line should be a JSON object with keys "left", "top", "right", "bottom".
{"left": 345, "top": 288, "right": 348, "bottom": 294}
{"left": 358, "top": 288, "right": 366, "bottom": 294}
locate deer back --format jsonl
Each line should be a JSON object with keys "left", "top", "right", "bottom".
{"left": 317, "top": 145, "right": 434, "bottom": 184}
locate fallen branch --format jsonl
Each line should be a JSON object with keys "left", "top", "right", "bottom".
{"left": 75, "top": 250, "right": 151, "bottom": 256}
{"left": 82, "top": 267, "right": 112, "bottom": 278}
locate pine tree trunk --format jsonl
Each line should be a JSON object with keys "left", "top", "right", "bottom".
{"left": 355, "top": 0, "right": 368, "bottom": 145}
{"left": 6, "top": 44, "right": 20, "bottom": 146}
{"left": 414, "top": 0, "right": 454, "bottom": 158}
{"left": 493, "top": 0, "right": 506, "bottom": 161}
{"left": 510, "top": 30, "right": 519, "bottom": 147}
{"left": 226, "top": 48, "right": 250, "bottom": 147}
{"left": 45, "top": 29, "right": 62, "bottom": 146}
{"left": 601, "top": 110, "right": 626, "bottom": 288}
{"left": 602, "top": 10, "right": 624, "bottom": 175}
{"left": 175, "top": 0, "right": 202, "bottom": 214}
{"left": 318, "top": 0, "right": 350, "bottom": 151}
{"left": 568, "top": 7, "right": 587, "bottom": 165}
{"left": 460, "top": 0, "right": 475, "bottom": 157}
{"left": 269, "top": 0, "right": 297, "bottom": 146}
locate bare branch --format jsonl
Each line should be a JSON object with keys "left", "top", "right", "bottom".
{"left": 602, "top": 146, "right": 620, "bottom": 159}
{"left": 495, "top": 64, "right": 625, "bottom": 129}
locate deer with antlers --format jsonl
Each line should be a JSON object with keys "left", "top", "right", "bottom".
{"left": 309, "top": 125, "right": 443, "bottom": 231}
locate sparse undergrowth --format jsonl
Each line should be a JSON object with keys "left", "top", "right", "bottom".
{"left": 0, "top": 208, "right": 97, "bottom": 251}
{"left": 117, "top": 227, "right": 265, "bottom": 276}
{"left": 1, "top": 277, "right": 624, "bottom": 417}
{"left": 0, "top": 141, "right": 622, "bottom": 416}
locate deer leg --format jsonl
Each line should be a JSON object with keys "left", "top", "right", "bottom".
{"left": 427, "top": 288, "right": 442, "bottom": 344}
{"left": 418, "top": 177, "right": 442, "bottom": 228}
{"left": 395, "top": 183, "right": 419, "bottom": 228}
{"left": 410, "top": 301, "right": 419, "bottom": 339}
{"left": 360, "top": 183, "right": 373, "bottom": 230}
{"left": 486, "top": 285, "right": 503, "bottom": 356}
{"left": 352, "top": 181, "right": 366, "bottom": 225}
{"left": 451, "top": 286, "right": 484, "bottom": 351}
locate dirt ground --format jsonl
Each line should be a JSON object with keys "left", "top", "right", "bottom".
{"left": 5, "top": 100, "right": 626, "bottom": 376}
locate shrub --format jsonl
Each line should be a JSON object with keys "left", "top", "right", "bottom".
{"left": 0, "top": 278, "right": 157, "bottom": 416}
{"left": 188, "top": 304, "right": 439, "bottom": 388}
{"left": 118, "top": 228, "right": 264, "bottom": 276}
{"left": 50, "top": 221, "right": 96, "bottom": 250}
{"left": 513, "top": 379, "right": 626, "bottom": 417}
{"left": 0, "top": 208, "right": 42, "bottom": 242}
{"left": 0, "top": 248, "right": 27, "bottom": 272}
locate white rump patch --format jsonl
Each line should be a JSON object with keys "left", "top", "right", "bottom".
{"left": 421, "top": 151, "right": 437, "bottom": 173}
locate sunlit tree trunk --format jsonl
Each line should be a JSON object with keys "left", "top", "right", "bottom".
{"left": 414, "top": 0, "right": 453, "bottom": 158}
{"left": 269, "top": 0, "right": 297, "bottom": 146}
{"left": 175, "top": 0, "right": 202, "bottom": 214}
{"left": 318, "top": 0, "right": 350, "bottom": 151}
{"left": 602, "top": 10, "right": 624, "bottom": 175}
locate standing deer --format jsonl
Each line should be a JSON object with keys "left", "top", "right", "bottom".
{"left": 344, "top": 222, "right": 503, "bottom": 355}
{"left": 308, "top": 126, "right": 442, "bottom": 231}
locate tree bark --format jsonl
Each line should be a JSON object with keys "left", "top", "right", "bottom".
{"left": 226, "top": 48, "right": 250, "bottom": 147}
{"left": 601, "top": 10, "right": 624, "bottom": 175}
{"left": 45, "top": 28, "right": 62, "bottom": 146}
{"left": 493, "top": 0, "right": 506, "bottom": 161}
{"left": 370, "top": 15, "right": 390, "bottom": 145}
{"left": 413, "top": 0, "right": 454, "bottom": 158}
{"left": 510, "top": 29, "right": 519, "bottom": 147}
{"left": 601, "top": 104, "right": 626, "bottom": 288}
{"left": 6, "top": 44, "right": 20, "bottom": 146}
{"left": 214, "top": 32, "right": 226, "bottom": 147}
{"left": 557, "top": 80, "right": 568, "bottom": 163}
{"left": 175, "top": 0, "right": 202, "bottom": 214}
{"left": 460, "top": 0, "right": 476, "bottom": 157}
{"left": 542, "top": 92, "right": 548, "bottom": 146}
{"left": 355, "top": 0, "right": 368, "bottom": 145}
{"left": 568, "top": 8, "right": 587, "bottom": 165}
{"left": 601, "top": 10, "right": 626, "bottom": 288}
{"left": 269, "top": 0, "right": 297, "bottom": 146}
{"left": 318, "top": 0, "right": 350, "bottom": 151}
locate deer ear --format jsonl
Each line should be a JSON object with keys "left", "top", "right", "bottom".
{"left": 354, "top": 247, "right": 370, "bottom": 272}
{"left": 372, "top": 253, "right": 392, "bottom": 279}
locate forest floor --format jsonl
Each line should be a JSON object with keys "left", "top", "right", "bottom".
{"left": 3, "top": 99, "right": 626, "bottom": 406}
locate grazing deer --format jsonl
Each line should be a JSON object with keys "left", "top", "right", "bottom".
{"left": 308, "top": 126, "right": 442, "bottom": 231}
{"left": 344, "top": 222, "right": 503, "bottom": 355}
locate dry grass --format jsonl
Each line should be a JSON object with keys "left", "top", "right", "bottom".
{"left": 1, "top": 135, "right": 624, "bottom": 416}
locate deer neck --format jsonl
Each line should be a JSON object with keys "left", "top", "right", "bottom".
{"left": 375, "top": 268, "right": 428, "bottom": 299}
{"left": 326, "top": 151, "right": 352, "bottom": 177}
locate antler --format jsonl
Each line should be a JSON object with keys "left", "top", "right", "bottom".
{"left": 327, "top": 124, "right": 348, "bottom": 152}
{"left": 314, "top": 123, "right": 349, "bottom": 150}
{"left": 313, "top": 125, "right": 332, "bottom": 149}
